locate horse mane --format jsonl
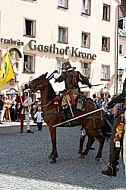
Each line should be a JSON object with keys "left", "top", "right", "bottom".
{"left": 47, "top": 83, "right": 56, "bottom": 101}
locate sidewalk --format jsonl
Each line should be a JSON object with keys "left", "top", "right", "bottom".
{"left": 0, "top": 120, "right": 47, "bottom": 127}
{"left": 0, "top": 121, "right": 36, "bottom": 127}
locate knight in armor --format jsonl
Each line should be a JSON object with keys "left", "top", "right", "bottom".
{"left": 54, "top": 61, "right": 91, "bottom": 119}
{"left": 107, "top": 78, "right": 126, "bottom": 108}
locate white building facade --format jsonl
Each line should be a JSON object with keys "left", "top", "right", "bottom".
{"left": 118, "top": 16, "right": 126, "bottom": 94}
{"left": 0, "top": 0, "right": 121, "bottom": 97}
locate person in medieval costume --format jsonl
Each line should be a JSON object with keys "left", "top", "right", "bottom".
{"left": 107, "top": 78, "right": 126, "bottom": 108}
{"left": 54, "top": 61, "right": 92, "bottom": 119}
{"left": 16, "top": 91, "right": 34, "bottom": 133}
{"left": 101, "top": 79, "right": 126, "bottom": 177}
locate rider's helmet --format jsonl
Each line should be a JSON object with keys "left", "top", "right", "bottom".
{"left": 65, "top": 61, "right": 72, "bottom": 69}
{"left": 62, "top": 61, "right": 76, "bottom": 71}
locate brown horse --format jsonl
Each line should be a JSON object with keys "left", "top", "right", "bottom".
{"left": 29, "top": 72, "right": 107, "bottom": 163}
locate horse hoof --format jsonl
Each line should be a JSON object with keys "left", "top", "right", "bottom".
{"left": 78, "top": 154, "right": 84, "bottom": 158}
{"left": 50, "top": 158, "right": 56, "bottom": 164}
{"left": 48, "top": 154, "right": 58, "bottom": 159}
{"left": 95, "top": 158, "right": 100, "bottom": 163}
{"left": 82, "top": 151, "right": 88, "bottom": 156}
{"left": 78, "top": 150, "right": 82, "bottom": 154}
{"left": 48, "top": 154, "right": 52, "bottom": 159}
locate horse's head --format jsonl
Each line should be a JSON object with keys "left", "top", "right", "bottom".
{"left": 29, "top": 72, "right": 48, "bottom": 92}
{"left": 30, "top": 71, "right": 56, "bottom": 102}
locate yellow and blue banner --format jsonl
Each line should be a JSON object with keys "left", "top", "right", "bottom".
{"left": 0, "top": 51, "right": 15, "bottom": 87}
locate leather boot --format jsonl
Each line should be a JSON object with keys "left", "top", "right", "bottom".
{"left": 101, "top": 164, "right": 118, "bottom": 177}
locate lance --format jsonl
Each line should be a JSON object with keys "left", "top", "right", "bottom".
{"left": 48, "top": 70, "right": 59, "bottom": 80}
{"left": 53, "top": 107, "right": 104, "bottom": 127}
{"left": 65, "top": 94, "right": 74, "bottom": 117}
{"left": 80, "top": 84, "right": 104, "bottom": 89}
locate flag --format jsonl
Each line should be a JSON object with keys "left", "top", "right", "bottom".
{"left": 0, "top": 51, "right": 15, "bottom": 87}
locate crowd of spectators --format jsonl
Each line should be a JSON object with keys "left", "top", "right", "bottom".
{"left": 0, "top": 94, "right": 42, "bottom": 124}
{"left": 0, "top": 94, "right": 19, "bottom": 123}
{"left": 92, "top": 93, "right": 123, "bottom": 125}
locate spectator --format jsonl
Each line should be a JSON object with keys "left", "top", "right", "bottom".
{"left": 96, "top": 96, "right": 103, "bottom": 107}
{"left": 107, "top": 103, "right": 120, "bottom": 125}
{"left": 0, "top": 95, "right": 4, "bottom": 124}
{"left": 4, "top": 96, "right": 11, "bottom": 122}
{"left": 16, "top": 91, "right": 34, "bottom": 133}
{"left": 102, "top": 97, "right": 109, "bottom": 111}
{"left": 107, "top": 94, "right": 111, "bottom": 102}
{"left": 92, "top": 94, "right": 97, "bottom": 103}
{"left": 10, "top": 95, "right": 17, "bottom": 121}
{"left": 34, "top": 106, "right": 43, "bottom": 131}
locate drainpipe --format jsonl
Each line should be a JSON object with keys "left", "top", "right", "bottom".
{"left": 115, "top": 4, "right": 120, "bottom": 95}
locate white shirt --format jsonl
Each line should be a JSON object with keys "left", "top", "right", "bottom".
{"left": 34, "top": 111, "right": 43, "bottom": 123}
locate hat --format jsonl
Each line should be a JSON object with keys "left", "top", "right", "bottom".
{"left": 62, "top": 61, "right": 76, "bottom": 71}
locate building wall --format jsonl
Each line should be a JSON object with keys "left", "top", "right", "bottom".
{"left": 118, "top": 35, "right": 126, "bottom": 93}
{"left": 0, "top": 0, "right": 120, "bottom": 97}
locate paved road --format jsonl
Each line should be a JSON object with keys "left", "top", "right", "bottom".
{"left": 0, "top": 122, "right": 126, "bottom": 190}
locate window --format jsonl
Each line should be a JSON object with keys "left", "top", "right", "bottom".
{"left": 101, "top": 65, "right": 110, "bottom": 80}
{"left": 58, "top": 0, "right": 68, "bottom": 8}
{"left": 102, "top": 36, "right": 110, "bottom": 51}
{"left": 119, "top": 44, "right": 123, "bottom": 54}
{"left": 81, "top": 32, "right": 90, "bottom": 48}
{"left": 58, "top": 26, "right": 68, "bottom": 43}
{"left": 82, "top": 0, "right": 91, "bottom": 15}
{"left": 103, "top": 4, "right": 110, "bottom": 21}
{"left": 23, "top": 54, "right": 35, "bottom": 73}
{"left": 24, "top": 19, "right": 36, "bottom": 37}
{"left": 81, "top": 62, "right": 90, "bottom": 77}
{"left": 56, "top": 59, "right": 65, "bottom": 74}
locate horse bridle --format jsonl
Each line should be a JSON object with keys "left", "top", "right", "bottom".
{"left": 38, "top": 76, "right": 57, "bottom": 108}
{"left": 39, "top": 79, "right": 49, "bottom": 91}
{"left": 38, "top": 71, "right": 55, "bottom": 91}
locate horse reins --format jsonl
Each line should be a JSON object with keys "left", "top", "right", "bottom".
{"left": 41, "top": 97, "right": 55, "bottom": 108}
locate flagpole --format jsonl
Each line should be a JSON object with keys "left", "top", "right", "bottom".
{"left": 16, "top": 81, "right": 23, "bottom": 105}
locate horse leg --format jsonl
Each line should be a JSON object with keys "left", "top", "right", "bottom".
{"left": 91, "top": 130, "right": 105, "bottom": 162}
{"left": 82, "top": 133, "right": 95, "bottom": 156}
{"left": 48, "top": 126, "right": 58, "bottom": 163}
{"left": 78, "top": 134, "right": 86, "bottom": 154}
{"left": 95, "top": 133, "right": 105, "bottom": 162}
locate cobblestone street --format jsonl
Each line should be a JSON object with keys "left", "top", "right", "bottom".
{"left": 0, "top": 123, "right": 126, "bottom": 190}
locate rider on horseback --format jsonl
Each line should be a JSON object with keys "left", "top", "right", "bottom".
{"left": 54, "top": 61, "right": 92, "bottom": 119}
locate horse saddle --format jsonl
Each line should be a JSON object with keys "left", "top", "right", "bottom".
{"left": 53, "top": 92, "right": 86, "bottom": 119}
